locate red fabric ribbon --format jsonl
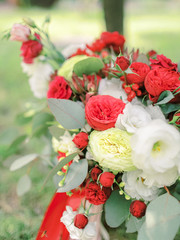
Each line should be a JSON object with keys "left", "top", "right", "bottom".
{"left": 36, "top": 190, "right": 85, "bottom": 240}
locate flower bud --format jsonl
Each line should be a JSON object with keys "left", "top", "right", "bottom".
{"left": 115, "top": 56, "right": 130, "bottom": 71}
{"left": 90, "top": 167, "right": 102, "bottom": 181}
{"left": 74, "top": 214, "right": 88, "bottom": 229}
{"left": 72, "top": 132, "right": 89, "bottom": 149}
{"left": 130, "top": 200, "right": 147, "bottom": 218}
{"left": 99, "top": 172, "right": 115, "bottom": 187}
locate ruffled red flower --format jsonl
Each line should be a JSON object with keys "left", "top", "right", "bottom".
{"left": 86, "top": 39, "right": 105, "bottom": 53}
{"left": 150, "top": 54, "right": 178, "bottom": 71}
{"left": 85, "top": 182, "right": 109, "bottom": 205}
{"left": 47, "top": 76, "right": 72, "bottom": 99}
{"left": 85, "top": 95, "right": 126, "bottom": 131}
{"left": 144, "top": 68, "right": 180, "bottom": 102}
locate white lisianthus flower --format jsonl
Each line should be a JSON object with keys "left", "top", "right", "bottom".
{"left": 115, "top": 103, "right": 151, "bottom": 133}
{"left": 98, "top": 78, "right": 128, "bottom": 102}
{"left": 21, "top": 56, "right": 54, "bottom": 98}
{"left": 60, "top": 206, "right": 96, "bottom": 240}
{"left": 122, "top": 170, "right": 159, "bottom": 201}
{"left": 131, "top": 119, "right": 180, "bottom": 173}
{"left": 141, "top": 167, "right": 179, "bottom": 188}
{"left": 52, "top": 131, "right": 82, "bottom": 162}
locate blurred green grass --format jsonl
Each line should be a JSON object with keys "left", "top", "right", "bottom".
{"left": 1, "top": 3, "right": 180, "bottom": 239}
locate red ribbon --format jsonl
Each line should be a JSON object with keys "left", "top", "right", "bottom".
{"left": 36, "top": 190, "right": 85, "bottom": 240}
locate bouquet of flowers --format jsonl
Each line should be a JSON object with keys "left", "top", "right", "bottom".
{"left": 5, "top": 18, "right": 180, "bottom": 240}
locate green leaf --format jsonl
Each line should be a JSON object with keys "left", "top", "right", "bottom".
{"left": 48, "top": 126, "right": 66, "bottom": 140}
{"left": 57, "top": 159, "right": 88, "bottom": 192}
{"left": 160, "top": 103, "right": 180, "bottom": 115}
{"left": 126, "top": 215, "right": 145, "bottom": 233}
{"left": 17, "top": 174, "right": 32, "bottom": 196}
{"left": 32, "top": 112, "right": 54, "bottom": 137}
{"left": 105, "top": 190, "right": 131, "bottom": 228}
{"left": 10, "top": 153, "right": 38, "bottom": 171}
{"left": 43, "top": 152, "right": 78, "bottom": 187}
{"left": 73, "top": 57, "right": 104, "bottom": 77}
{"left": 48, "top": 99, "right": 85, "bottom": 129}
{"left": 138, "top": 193, "right": 180, "bottom": 240}
{"left": 156, "top": 91, "right": 174, "bottom": 105}
{"left": 15, "top": 112, "right": 33, "bottom": 125}
{"left": 8, "top": 135, "right": 27, "bottom": 152}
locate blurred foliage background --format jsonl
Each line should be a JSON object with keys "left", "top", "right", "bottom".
{"left": 1, "top": 0, "right": 180, "bottom": 239}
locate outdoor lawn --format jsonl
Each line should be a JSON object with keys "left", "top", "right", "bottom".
{"left": 0, "top": 1, "right": 180, "bottom": 239}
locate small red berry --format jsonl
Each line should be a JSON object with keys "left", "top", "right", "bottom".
{"left": 136, "top": 90, "right": 142, "bottom": 96}
{"left": 127, "top": 96, "right": 133, "bottom": 102}
{"left": 128, "top": 90, "right": 136, "bottom": 99}
{"left": 122, "top": 83, "right": 126, "bottom": 89}
{"left": 132, "top": 84, "right": 139, "bottom": 91}
{"left": 130, "top": 200, "right": 147, "bottom": 218}
{"left": 74, "top": 214, "right": 88, "bottom": 229}
{"left": 125, "top": 86, "right": 132, "bottom": 94}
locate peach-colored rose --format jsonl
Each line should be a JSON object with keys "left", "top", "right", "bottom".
{"left": 10, "top": 23, "right": 31, "bottom": 42}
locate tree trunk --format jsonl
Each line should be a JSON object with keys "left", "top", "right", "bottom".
{"left": 103, "top": 0, "right": 124, "bottom": 34}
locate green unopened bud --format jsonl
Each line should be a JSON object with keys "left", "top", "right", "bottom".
{"left": 58, "top": 178, "right": 65, "bottom": 187}
{"left": 119, "top": 181, "right": 125, "bottom": 188}
{"left": 125, "top": 195, "right": 131, "bottom": 200}
{"left": 63, "top": 165, "right": 69, "bottom": 171}
{"left": 57, "top": 171, "right": 64, "bottom": 176}
{"left": 23, "top": 18, "right": 36, "bottom": 28}
{"left": 119, "top": 190, "right": 124, "bottom": 195}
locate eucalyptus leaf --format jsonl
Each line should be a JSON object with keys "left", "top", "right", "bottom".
{"left": 8, "top": 135, "right": 27, "bottom": 151}
{"left": 105, "top": 190, "right": 131, "bottom": 228}
{"left": 138, "top": 193, "right": 180, "bottom": 240}
{"left": 73, "top": 57, "right": 104, "bottom": 77}
{"left": 156, "top": 91, "right": 174, "bottom": 105}
{"left": 126, "top": 215, "right": 145, "bottom": 233}
{"left": 17, "top": 174, "right": 32, "bottom": 196}
{"left": 43, "top": 152, "right": 78, "bottom": 187}
{"left": 48, "top": 98, "right": 85, "bottom": 129}
{"left": 160, "top": 103, "right": 180, "bottom": 115}
{"left": 10, "top": 153, "right": 38, "bottom": 171}
{"left": 57, "top": 158, "right": 88, "bottom": 192}
{"left": 48, "top": 126, "right": 65, "bottom": 140}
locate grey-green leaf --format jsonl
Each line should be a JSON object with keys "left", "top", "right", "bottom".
{"left": 10, "top": 153, "right": 38, "bottom": 171}
{"left": 48, "top": 98, "right": 85, "bottom": 129}
{"left": 126, "top": 215, "right": 145, "bottom": 233}
{"left": 48, "top": 126, "right": 66, "bottom": 140}
{"left": 138, "top": 193, "right": 180, "bottom": 240}
{"left": 73, "top": 57, "right": 104, "bottom": 77}
{"left": 57, "top": 159, "right": 88, "bottom": 192}
{"left": 105, "top": 190, "right": 131, "bottom": 228}
{"left": 156, "top": 91, "right": 174, "bottom": 105}
{"left": 17, "top": 174, "right": 32, "bottom": 196}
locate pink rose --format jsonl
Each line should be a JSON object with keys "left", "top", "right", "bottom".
{"left": 85, "top": 95, "right": 125, "bottom": 131}
{"left": 10, "top": 23, "right": 31, "bottom": 42}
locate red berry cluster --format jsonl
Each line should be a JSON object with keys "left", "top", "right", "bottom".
{"left": 122, "top": 83, "right": 142, "bottom": 102}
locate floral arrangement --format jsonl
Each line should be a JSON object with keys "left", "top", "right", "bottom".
{"left": 4, "top": 18, "right": 180, "bottom": 240}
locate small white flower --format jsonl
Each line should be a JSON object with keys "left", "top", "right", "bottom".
{"left": 115, "top": 103, "right": 151, "bottom": 133}
{"left": 131, "top": 119, "right": 180, "bottom": 174}
{"left": 21, "top": 57, "right": 54, "bottom": 98}
{"left": 122, "top": 170, "right": 159, "bottom": 201}
{"left": 98, "top": 78, "right": 127, "bottom": 102}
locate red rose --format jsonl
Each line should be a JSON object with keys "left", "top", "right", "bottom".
{"left": 115, "top": 56, "right": 130, "bottom": 71}
{"left": 100, "top": 31, "right": 125, "bottom": 53}
{"left": 20, "top": 39, "right": 43, "bottom": 63}
{"left": 74, "top": 214, "right": 88, "bottom": 229}
{"left": 90, "top": 167, "right": 102, "bottom": 181}
{"left": 123, "top": 62, "right": 150, "bottom": 86}
{"left": 72, "top": 132, "right": 89, "bottom": 149}
{"left": 147, "top": 50, "right": 157, "bottom": 58}
{"left": 99, "top": 172, "right": 115, "bottom": 187}
{"left": 47, "top": 76, "right": 72, "bottom": 99}
{"left": 150, "top": 54, "right": 178, "bottom": 71}
{"left": 85, "top": 182, "right": 108, "bottom": 205}
{"left": 130, "top": 200, "right": 147, "bottom": 218}
{"left": 144, "top": 68, "right": 180, "bottom": 102}
{"left": 85, "top": 95, "right": 126, "bottom": 131}
{"left": 86, "top": 39, "right": 106, "bottom": 52}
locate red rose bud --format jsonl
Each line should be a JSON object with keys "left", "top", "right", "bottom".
{"left": 130, "top": 200, "right": 147, "bottom": 218}
{"left": 99, "top": 172, "right": 115, "bottom": 187}
{"left": 147, "top": 50, "right": 157, "bottom": 58}
{"left": 115, "top": 56, "right": 130, "bottom": 71}
{"left": 20, "top": 37, "right": 43, "bottom": 64}
{"left": 72, "top": 132, "right": 89, "bottom": 149}
{"left": 91, "top": 167, "right": 102, "bottom": 181}
{"left": 74, "top": 214, "right": 88, "bottom": 229}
